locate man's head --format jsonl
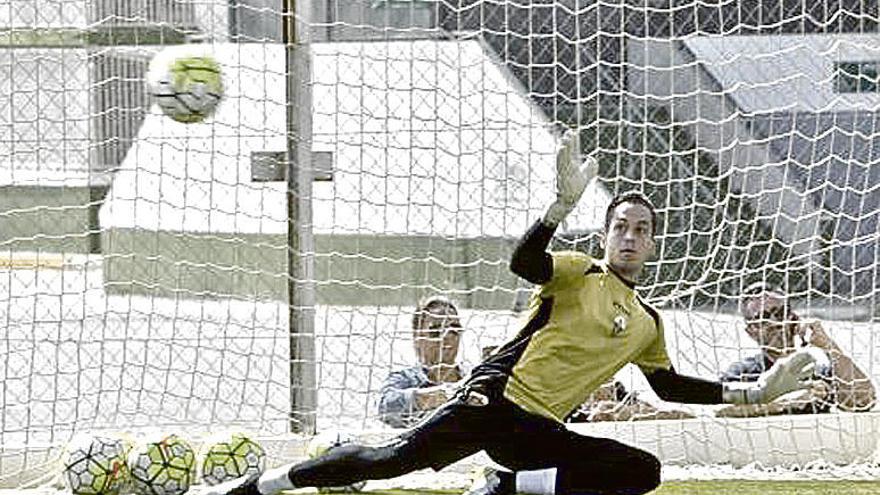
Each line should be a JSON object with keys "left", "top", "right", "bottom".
{"left": 411, "top": 295, "right": 462, "bottom": 368}
{"left": 740, "top": 282, "right": 799, "bottom": 360}
{"left": 601, "top": 191, "right": 657, "bottom": 281}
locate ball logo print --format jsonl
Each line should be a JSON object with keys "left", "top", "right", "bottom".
{"left": 149, "top": 55, "right": 223, "bottom": 124}
{"left": 128, "top": 434, "right": 196, "bottom": 495}
{"left": 199, "top": 432, "right": 267, "bottom": 486}
{"left": 63, "top": 434, "right": 130, "bottom": 495}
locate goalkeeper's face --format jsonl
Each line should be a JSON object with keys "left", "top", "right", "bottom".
{"left": 601, "top": 201, "right": 656, "bottom": 279}
{"left": 413, "top": 309, "right": 462, "bottom": 368}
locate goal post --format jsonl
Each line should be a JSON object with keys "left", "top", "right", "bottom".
{"left": 284, "top": 0, "right": 318, "bottom": 436}
{"left": 2, "top": 0, "right": 880, "bottom": 490}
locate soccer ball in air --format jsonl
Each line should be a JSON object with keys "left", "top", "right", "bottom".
{"left": 149, "top": 55, "right": 223, "bottom": 123}
{"left": 199, "top": 432, "right": 267, "bottom": 485}
{"left": 63, "top": 434, "right": 130, "bottom": 495}
{"left": 306, "top": 430, "right": 366, "bottom": 493}
{"left": 128, "top": 434, "right": 196, "bottom": 495}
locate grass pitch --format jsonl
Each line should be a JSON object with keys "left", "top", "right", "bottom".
{"left": 8, "top": 480, "right": 880, "bottom": 494}
{"left": 318, "top": 480, "right": 880, "bottom": 494}
{"left": 655, "top": 480, "right": 880, "bottom": 494}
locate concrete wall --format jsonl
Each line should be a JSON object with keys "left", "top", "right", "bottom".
{"left": 103, "top": 229, "right": 521, "bottom": 309}
{"left": 0, "top": 186, "right": 99, "bottom": 253}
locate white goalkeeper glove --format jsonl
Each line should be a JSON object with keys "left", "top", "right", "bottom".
{"left": 722, "top": 348, "right": 817, "bottom": 405}
{"left": 543, "top": 129, "right": 599, "bottom": 227}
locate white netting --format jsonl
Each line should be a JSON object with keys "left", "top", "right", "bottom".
{"left": 2, "top": 0, "right": 880, "bottom": 490}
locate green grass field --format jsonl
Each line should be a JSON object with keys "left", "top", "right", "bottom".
{"left": 655, "top": 480, "right": 880, "bottom": 494}
{"left": 319, "top": 481, "right": 880, "bottom": 495}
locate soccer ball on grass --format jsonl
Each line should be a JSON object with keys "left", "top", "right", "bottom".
{"left": 199, "top": 432, "right": 267, "bottom": 485}
{"left": 63, "top": 434, "right": 130, "bottom": 495}
{"left": 128, "top": 433, "right": 196, "bottom": 495}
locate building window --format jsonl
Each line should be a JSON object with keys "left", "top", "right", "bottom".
{"left": 229, "top": 0, "right": 281, "bottom": 42}
{"left": 835, "top": 61, "right": 880, "bottom": 93}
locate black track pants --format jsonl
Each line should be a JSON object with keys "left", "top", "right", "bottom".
{"left": 289, "top": 394, "right": 660, "bottom": 495}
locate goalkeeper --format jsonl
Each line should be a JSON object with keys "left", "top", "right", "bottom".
{"left": 198, "top": 131, "right": 819, "bottom": 495}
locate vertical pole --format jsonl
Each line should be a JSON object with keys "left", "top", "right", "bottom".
{"left": 283, "top": 0, "right": 317, "bottom": 435}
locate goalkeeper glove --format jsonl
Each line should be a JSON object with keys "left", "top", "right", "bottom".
{"left": 722, "top": 348, "right": 817, "bottom": 405}
{"left": 543, "top": 129, "right": 599, "bottom": 227}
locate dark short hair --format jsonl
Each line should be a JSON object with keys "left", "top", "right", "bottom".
{"left": 412, "top": 295, "right": 458, "bottom": 330}
{"left": 743, "top": 281, "right": 783, "bottom": 297}
{"left": 604, "top": 191, "right": 657, "bottom": 236}
{"left": 740, "top": 281, "right": 789, "bottom": 319}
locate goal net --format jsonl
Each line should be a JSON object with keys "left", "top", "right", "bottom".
{"left": 2, "top": 0, "right": 880, "bottom": 490}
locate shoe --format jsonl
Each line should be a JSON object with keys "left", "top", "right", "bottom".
{"left": 462, "top": 467, "right": 514, "bottom": 495}
{"left": 188, "top": 474, "right": 260, "bottom": 495}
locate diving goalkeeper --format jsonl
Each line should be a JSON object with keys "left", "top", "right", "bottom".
{"left": 196, "top": 131, "right": 819, "bottom": 495}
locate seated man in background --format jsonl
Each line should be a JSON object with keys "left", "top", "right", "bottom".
{"left": 377, "top": 295, "right": 465, "bottom": 427}
{"left": 717, "top": 283, "right": 876, "bottom": 418}
{"left": 568, "top": 380, "right": 694, "bottom": 422}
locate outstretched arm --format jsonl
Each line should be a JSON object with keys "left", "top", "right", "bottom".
{"left": 715, "top": 382, "right": 833, "bottom": 418}
{"left": 644, "top": 368, "right": 722, "bottom": 404}
{"left": 645, "top": 349, "right": 818, "bottom": 406}
{"left": 715, "top": 353, "right": 831, "bottom": 417}
{"left": 509, "top": 129, "right": 597, "bottom": 284}
{"left": 509, "top": 220, "right": 556, "bottom": 285}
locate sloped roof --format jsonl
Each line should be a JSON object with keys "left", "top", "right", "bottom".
{"left": 101, "top": 40, "right": 609, "bottom": 238}
{"left": 685, "top": 34, "right": 880, "bottom": 295}
{"left": 750, "top": 112, "right": 880, "bottom": 294}
{"left": 685, "top": 34, "right": 880, "bottom": 113}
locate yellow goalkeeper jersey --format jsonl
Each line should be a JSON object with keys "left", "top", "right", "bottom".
{"left": 488, "top": 251, "right": 672, "bottom": 423}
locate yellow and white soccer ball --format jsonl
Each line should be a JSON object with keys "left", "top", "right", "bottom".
{"left": 128, "top": 433, "right": 196, "bottom": 495}
{"left": 148, "top": 54, "right": 223, "bottom": 124}
{"left": 306, "top": 430, "right": 366, "bottom": 493}
{"left": 199, "top": 432, "right": 267, "bottom": 486}
{"left": 62, "top": 434, "right": 130, "bottom": 495}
